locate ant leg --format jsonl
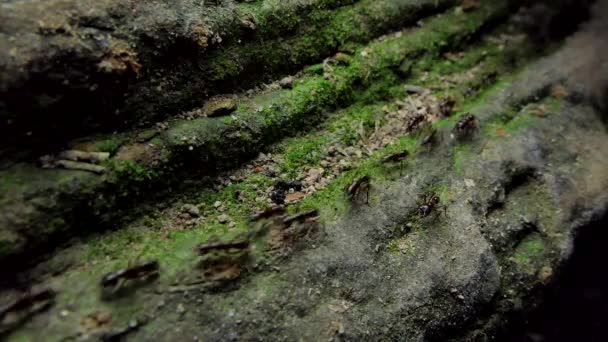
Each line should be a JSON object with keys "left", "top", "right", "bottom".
{"left": 112, "top": 278, "right": 126, "bottom": 294}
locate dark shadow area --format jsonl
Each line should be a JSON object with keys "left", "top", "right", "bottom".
{"left": 500, "top": 213, "right": 608, "bottom": 342}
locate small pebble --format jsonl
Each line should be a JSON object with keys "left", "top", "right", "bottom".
{"left": 95, "top": 311, "right": 112, "bottom": 324}
{"left": 177, "top": 303, "right": 186, "bottom": 314}
{"left": 279, "top": 76, "right": 294, "bottom": 89}
{"left": 182, "top": 204, "right": 200, "bottom": 218}
{"left": 218, "top": 214, "right": 230, "bottom": 224}
{"left": 213, "top": 201, "right": 222, "bottom": 208}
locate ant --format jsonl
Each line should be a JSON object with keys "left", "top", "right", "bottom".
{"left": 419, "top": 127, "right": 437, "bottom": 152}
{"left": 452, "top": 113, "right": 478, "bottom": 140}
{"left": 0, "top": 288, "right": 55, "bottom": 333}
{"left": 405, "top": 114, "right": 426, "bottom": 132}
{"left": 196, "top": 239, "right": 250, "bottom": 256}
{"left": 282, "top": 209, "right": 319, "bottom": 226}
{"left": 417, "top": 192, "right": 447, "bottom": 218}
{"left": 347, "top": 176, "right": 371, "bottom": 204}
{"left": 100, "top": 260, "right": 160, "bottom": 293}
{"left": 250, "top": 206, "right": 285, "bottom": 221}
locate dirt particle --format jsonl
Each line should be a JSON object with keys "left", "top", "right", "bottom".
{"left": 286, "top": 192, "right": 306, "bottom": 203}
{"left": 98, "top": 39, "right": 142, "bottom": 76}
{"left": 551, "top": 84, "right": 569, "bottom": 99}
{"left": 218, "top": 214, "right": 230, "bottom": 224}
{"left": 495, "top": 128, "right": 508, "bottom": 137}
{"left": 190, "top": 24, "right": 213, "bottom": 49}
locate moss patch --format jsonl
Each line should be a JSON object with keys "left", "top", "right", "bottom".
{"left": 511, "top": 233, "right": 547, "bottom": 274}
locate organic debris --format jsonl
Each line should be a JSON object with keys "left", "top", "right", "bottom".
{"left": 39, "top": 150, "right": 109, "bottom": 174}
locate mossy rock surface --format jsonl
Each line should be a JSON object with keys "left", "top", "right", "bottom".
{"left": 1, "top": 0, "right": 608, "bottom": 340}
{"left": 0, "top": 0, "right": 514, "bottom": 267}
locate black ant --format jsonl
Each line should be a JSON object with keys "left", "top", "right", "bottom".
{"left": 196, "top": 239, "right": 250, "bottom": 256}
{"left": 250, "top": 206, "right": 285, "bottom": 221}
{"left": 100, "top": 260, "right": 160, "bottom": 292}
{"left": 419, "top": 127, "right": 437, "bottom": 152}
{"left": 452, "top": 113, "right": 478, "bottom": 140}
{"left": 0, "top": 288, "right": 55, "bottom": 333}
{"left": 347, "top": 176, "right": 371, "bottom": 204}
{"left": 405, "top": 114, "right": 426, "bottom": 132}
{"left": 282, "top": 209, "right": 319, "bottom": 226}
{"left": 417, "top": 192, "right": 447, "bottom": 218}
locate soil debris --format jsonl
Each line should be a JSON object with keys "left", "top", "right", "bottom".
{"left": 81, "top": 311, "right": 112, "bottom": 331}
{"left": 181, "top": 204, "right": 201, "bottom": 218}
{"left": 217, "top": 214, "right": 231, "bottom": 224}
{"left": 58, "top": 150, "right": 110, "bottom": 163}
{"left": 53, "top": 160, "right": 106, "bottom": 174}
{"left": 39, "top": 150, "right": 108, "bottom": 174}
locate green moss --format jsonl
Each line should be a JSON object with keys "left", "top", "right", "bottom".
{"left": 512, "top": 233, "right": 546, "bottom": 271}
{"left": 95, "top": 136, "right": 126, "bottom": 155}
{"left": 0, "top": 0, "right": 521, "bottom": 267}
{"left": 452, "top": 144, "right": 473, "bottom": 175}
{"left": 484, "top": 97, "right": 564, "bottom": 138}
{"left": 281, "top": 135, "right": 328, "bottom": 177}
{"left": 108, "top": 160, "right": 158, "bottom": 184}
